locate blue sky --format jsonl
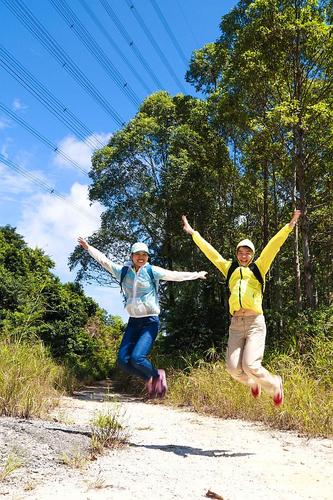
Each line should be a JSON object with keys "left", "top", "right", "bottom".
{"left": 0, "top": 0, "right": 238, "bottom": 319}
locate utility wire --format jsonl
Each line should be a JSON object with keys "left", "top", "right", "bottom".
{"left": 174, "top": 0, "right": 200, "bottom": 47}
{"left": 0, "top": 45, "right": 104, "bottom": 150}
{"left": 50, "top": 0, "right": 141, "bottom": 107}
{"left": 79, "top": 0, "right": 152, "bottom": 95}
{"left": 0, "top": 153, "right": 98, "bottom": 221}
{"left": 1, "top": 0, "right": 127, "bottom": 127}
{"left": 0, "top": 101, "right": 90, "bottom": 176}
{"left": 0, "top": 153, "right": 60, "bottom": 194}
{"left": 125, "top": 0, "right": 187, "bottom": 93}
{"left": 149, "top": 0, "right": 189, "bottom": 67}
{"left": 98, "top": 0, "right": 163, "bottom": 89}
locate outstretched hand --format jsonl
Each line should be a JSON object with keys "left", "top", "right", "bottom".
{"left": 78, "top": 236, "right": 89, "bottom": 250}
{"left": 198, "top": 271, "right": 207, "bottom": 280}
{"left": 182, "top": 215, "right": 195, "bottom": 235}
{"left": 289, "top": 209, "right": 301, "bottom": 227}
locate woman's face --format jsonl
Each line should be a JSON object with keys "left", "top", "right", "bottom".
{"left": 236, "top": 246, "right": 254, "bottom": 267}
{"left": 132, "top": 251, "right": 149, "bottom": 270}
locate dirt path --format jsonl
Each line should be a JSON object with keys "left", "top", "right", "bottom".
{"left": 1, "top": 382, "right": 332, "bottom": 499}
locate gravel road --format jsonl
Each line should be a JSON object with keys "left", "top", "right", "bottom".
{"left": 0, "top": 381, "right": 332, "bottom": 500}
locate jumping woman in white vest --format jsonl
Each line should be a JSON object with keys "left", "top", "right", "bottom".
{"left": 78, "top": 237, "right": 207, "bottom": 398}
{"left": 182, "top": 210, "right": 301, "bottom": 406}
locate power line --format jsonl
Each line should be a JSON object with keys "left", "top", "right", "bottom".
{"left": 98, "top": 0, "right": 163, "bottom": 89}
{"left": 79, "top": 0, "right": 152, "bottom": 95}
{"left": 174, "top": 0, "right": 200, "bottom": 48}
{"left": 1, "top": 0, "right": 127, "bottom": 127}
{"left": 0, "top": 101, "right": 90, "bottom": 176}
{"left": 125, "top": 0, "right": 187, "bottom": 93}
{"left": 50, "top": 0, "right": 142, "bottom": 107}
{"left": 149, "top": 0, "right": 189, "bottom": 67}
{"left": 0, "top": 153, "right": 98, "bottom": 222}
{"left": 0, "top": 45, "right": 104, "bottom": 150}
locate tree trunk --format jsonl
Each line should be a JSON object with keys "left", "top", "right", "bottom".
{"left": 293, "top": 3, "right": 316, "bottom": 309}
{"left": 262, "top": 160, "right": 270, "bottom": 308}
{"left": 293, "top": 159, "right": 303, "bottom": 310}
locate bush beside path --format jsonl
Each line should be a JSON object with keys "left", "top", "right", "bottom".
{"left": 0, "top": 381, "right": 332, "bottom": 500}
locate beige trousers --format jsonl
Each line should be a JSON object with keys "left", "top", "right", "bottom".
{"left": 225, "top": 314, "right": 280, "bottom": 395}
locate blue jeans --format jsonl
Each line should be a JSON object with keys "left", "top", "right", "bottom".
{"left": 117, "top": 316, "right": 159, "bottom": 381}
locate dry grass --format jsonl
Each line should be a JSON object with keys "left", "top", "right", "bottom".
{"left": 58, "top": 449, "right": 90, "bottom": 469}
{"left": 0, "top": 341, "right": 66, "bottom": 418}
{"left": 166, "top": 355, "right": 333, "bottom": 438}
{"left": 90, "top": 406, "right": 130, "bottom": 455}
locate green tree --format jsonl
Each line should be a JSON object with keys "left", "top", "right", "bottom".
{"left": 71, "top": 91, "right": 239, "bottom": 351}
{"left": 187, "top": 0, "right": 333, "bottom": 311}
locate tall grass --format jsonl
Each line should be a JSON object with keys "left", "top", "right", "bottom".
{"left": 0, "top": 341, "right": 67, "bottom": 418}
{"left": 166, "top": 339, "right": 333, "bottom": 438}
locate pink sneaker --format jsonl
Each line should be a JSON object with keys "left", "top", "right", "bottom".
{"left": 155, "top": 369, "right": 167, "bottom": 399}
{"left": 273, "top": 377, "right": 284, "bottom": 407}
{"left": 145, "top": 377, "right": 154, "bottom": 398}
{"left": 250, "top": 384, "right": 261, "bottom": 398}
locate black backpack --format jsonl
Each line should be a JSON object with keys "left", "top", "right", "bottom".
{"left": 225, "top": 260, "right": 265, "bottom": 294}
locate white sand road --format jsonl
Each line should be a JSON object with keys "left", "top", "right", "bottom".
{"left": 0, "top": 381, "right": 332, "bottom": 500}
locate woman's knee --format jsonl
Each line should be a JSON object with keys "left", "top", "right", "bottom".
{"left": 225, "top": 361, "right": 243, "bottom": 379}
{"left": 242, "top": 362, "right": 262, "bottom": 378}
{"left": 130, "top": 353, "right": 145, "bottom": 369}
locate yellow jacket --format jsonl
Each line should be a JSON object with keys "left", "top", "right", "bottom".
{"left": 192, "top": 224, "right": 293, "bottom": 315}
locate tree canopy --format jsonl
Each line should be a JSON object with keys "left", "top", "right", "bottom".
{"left": 72, "top": 0, "right": 332, "bottom": 355}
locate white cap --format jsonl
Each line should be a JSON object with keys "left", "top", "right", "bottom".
{"left": 236, "top": 239, "right": 255, "bottom": 254}
{"left": 131, "top": 242, "right": 150, "bottom": 255}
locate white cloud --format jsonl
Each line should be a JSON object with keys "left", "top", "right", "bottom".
{"left": 0, "top": 162, "right": 35, "bottom": 195}
{"left": 16, "top": 182, "right": 126, "bottom": 318}
{"left": 12, "top": 98, "right": 27, "bottom": 111}
{"left": 0, "top": 118, "right": 10, "bottom": 130}
{"left": 17, "top": 182, "right": 103, "bottom": 278}
{"left": 53, "top": 133, "right": 111, "bottom": 171}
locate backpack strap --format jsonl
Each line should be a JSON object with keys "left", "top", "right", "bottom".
{"left": 120, "top": 265, "right": 130, "bottom": 296}
{"left": 225, "top": 260, "right": 265, "bottom": 294}
{"left": 249, "top": 262, "right": 265, "bottom": 293}
{"left": 146, "top": 263, "right": 158, "bottom": 295}
{"left": 119, "top": 264, "right": 157, "bottom": 296}
{"left": 225, "top": 261, "right": 239, "bottom": 292}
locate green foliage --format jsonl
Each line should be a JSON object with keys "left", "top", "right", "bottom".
{"left": 0, "top": 226, "right": 124, "bottom": 380}
{"left": 71, "top": 91, "right": 238, "bottom": 350}
{"left": 71, "top": 1, "right": 331, "bottom": 358}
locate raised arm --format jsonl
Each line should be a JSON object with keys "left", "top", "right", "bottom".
{"left": 182, "top": 215, "right": 195, "bottom": 235}
{"left": 256, "top": 210, "right": 301, "bottom": 276}
{"left": 77, "top": 237, "right": 122, "bottom": 279}
{"left": 78, "top": 236, "right": 89, "bottom": 250}
{"left": 153, "top": 266, "right": 207, "bottom": 282}
{"left": 289, "top": 209, "right": 301, "bottom": 228}
{"left": 182, "top": 215, "right": 229, "bottom": 277}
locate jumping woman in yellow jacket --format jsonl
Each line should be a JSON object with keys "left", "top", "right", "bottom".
{"left": 182, "top": 210, "right": 301, "bottom": 406}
